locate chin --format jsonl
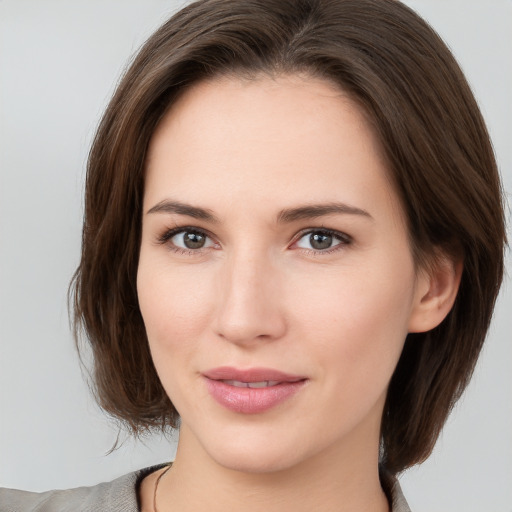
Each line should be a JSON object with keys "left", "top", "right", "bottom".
{"left": 214, "top": 448, "right": 301, "bottom": 475}
{"left": 201, "top": 428, "right": 308, "bottom": 475}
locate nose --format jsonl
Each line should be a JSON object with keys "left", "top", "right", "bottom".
{"left": 213, "top": 250, "right": 287, "bottom": 345}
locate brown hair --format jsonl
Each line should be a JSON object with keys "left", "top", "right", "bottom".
{"left": 71, "top": 0, "right": 506, "bottom": 474}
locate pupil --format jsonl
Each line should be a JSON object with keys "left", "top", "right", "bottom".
{"left": 310, "top": 232, "right": 332, "bottom": 250}
{"left": 184, "top": 232, "right": 205, "bottom": 249}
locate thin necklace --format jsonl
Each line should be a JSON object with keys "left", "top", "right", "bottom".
{"left": 153, "top": 464, "right": 172, "bottom": 512}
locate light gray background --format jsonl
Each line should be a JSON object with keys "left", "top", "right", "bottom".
{"left": 0, "top": 1, "right": 510, "bottom": 511}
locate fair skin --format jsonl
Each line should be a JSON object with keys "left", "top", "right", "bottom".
{"left": 137, "top": 74, "right": 460, "bottom": 512}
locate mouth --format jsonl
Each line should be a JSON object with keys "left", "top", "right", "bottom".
{"left": 202, "top": 367, "right": 307, "bottom": 414}
{"left": 202, "top": 366, "right": 306, "bottom": 383}
{"left": 220, "top": 380, "right": 281, "bottom": 388}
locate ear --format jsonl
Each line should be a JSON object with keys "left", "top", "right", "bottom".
{"left": 408, "top": 255, "right": 463, "bottom": 333}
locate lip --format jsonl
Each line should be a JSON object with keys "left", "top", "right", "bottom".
{"left": 203, "top": 366, "right": 305, "bottom": 383}
{"left": 202, "top": 366, "right": 307, "bottom": 414}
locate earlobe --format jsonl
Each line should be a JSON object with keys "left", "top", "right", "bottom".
{"left": 408, "top": 256, "right": 463, "bottom": 333}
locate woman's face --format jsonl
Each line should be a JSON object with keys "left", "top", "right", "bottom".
{"left": 138, "top": 75, "right": 429, "bottom": 473}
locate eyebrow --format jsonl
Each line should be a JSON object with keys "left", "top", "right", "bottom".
{"left": 146, "top": 200, "right": 219, "bottom": 222}
{"left": 146, "top": 199, "right": 372, "bottom": 223}
{"left": 277, "top": 202, "right": 373, "bottom": 223}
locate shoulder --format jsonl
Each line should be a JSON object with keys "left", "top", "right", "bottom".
{"left": 2, "top": 463, "right": 410, "bottom": 512}
{"left": 390, "top": 480, "right": 411, "bottom": 512}
{"left": 380, "top": 467, "right": 411, "bottom": 512}
{"left": 0, "top": 465, "right": 166, "bottom": 512}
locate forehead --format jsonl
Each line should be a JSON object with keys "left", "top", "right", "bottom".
{"left": 149, "top": 74, "right": 374, "bottom": 161}
{"left": 144, "top": 74, "right": 400, "bottom": 221}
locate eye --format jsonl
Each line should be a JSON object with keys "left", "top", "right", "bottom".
{"left": 294, "top": 229, "right": 350, "bottom": 252}
{"left": 174, "top": 230, "right": 214, "bottom": 249}
{"left": 159, "top": 228, "right": 217, "bottom": 252}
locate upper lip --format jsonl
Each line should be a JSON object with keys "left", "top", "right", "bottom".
{"left": 202, "top": 366, "right": 306, "bottom": 383}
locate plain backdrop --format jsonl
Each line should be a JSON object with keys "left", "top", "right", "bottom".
{"left": 0, "top": 1, "right": 510, "bottom": 511}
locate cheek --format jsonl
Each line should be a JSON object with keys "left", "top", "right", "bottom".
{"left": 136, "top": 259, "right": 217, "bottom": 415}
{"left": 290, "top": 259, "right": 415, "bottom": 380}
{"left": 136, "top": 256, "right": 215, "bottom": 370}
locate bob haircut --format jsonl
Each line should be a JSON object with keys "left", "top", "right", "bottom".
{"left": 72, "top": 0, "right": 506, "bottom": 475}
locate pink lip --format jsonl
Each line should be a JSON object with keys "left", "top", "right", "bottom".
{"left": 202, "top": 366, "right": 307, "bottom": 414}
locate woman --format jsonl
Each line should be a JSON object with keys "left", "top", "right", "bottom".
{"left": 0, "top": 0, "right": 506, "bottom": 511}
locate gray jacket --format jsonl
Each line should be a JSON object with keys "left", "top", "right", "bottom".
{"left": 1, "top": 465, "right": 411, "bottom": 511}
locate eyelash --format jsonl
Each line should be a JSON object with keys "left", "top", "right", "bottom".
{"left": 156, "top": 226, "right": 218, "bottom": 256}
{"left": 292, "top": 228, "right": 352, "bottom": 256}
{"left": 156, "top": 226, "right": 352, "bottom": 256}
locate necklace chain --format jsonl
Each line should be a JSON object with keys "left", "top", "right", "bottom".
{"left": 153, "top": 464, "right": 172, "bottom": 512}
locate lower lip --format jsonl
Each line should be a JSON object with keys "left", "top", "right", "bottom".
{"left": 204, "top": 378, "right": 306, "bottom": 414}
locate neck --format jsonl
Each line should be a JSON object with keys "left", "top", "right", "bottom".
{"left": 155, "top": 426, "right": 389, "bottom": 512}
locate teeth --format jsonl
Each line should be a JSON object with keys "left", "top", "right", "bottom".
{"left": 223, "top": 380, "right": 248, "bottom": 388}
{"left": 222, "top": 380, "right": 280, "bottom": 388}
{"left": 248, "top": 381, "right": 279, "bottom": 388}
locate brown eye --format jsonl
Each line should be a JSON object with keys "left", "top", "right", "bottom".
{"left": 310, "top": 232, "right": 333, "bottom": 250}
{"left": 183, "top": 231, "right": 206, "bottom": 249}
{"left": 169, "top": 229, "right": 215, "bottom": 250}
{"left": 295, "top": 229, "right": 350, "bottom": 252}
